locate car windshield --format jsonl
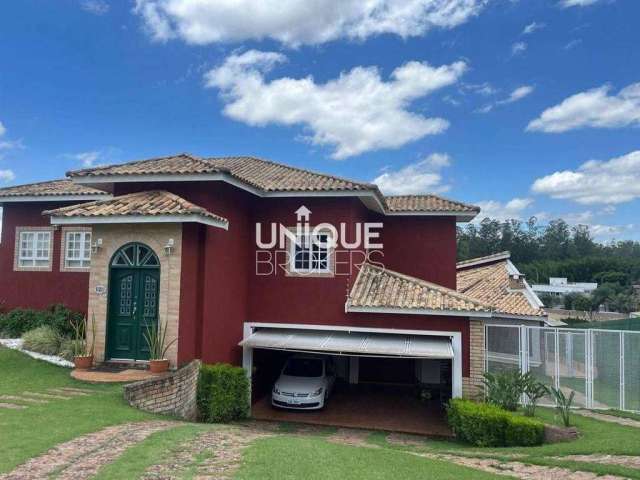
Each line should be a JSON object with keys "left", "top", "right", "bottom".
{"left": 283, "top": 358, "right": 323, "bottom": 377}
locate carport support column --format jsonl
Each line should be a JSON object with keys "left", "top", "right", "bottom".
{"left": 349, "top": 357, "right": 359, "bottom": 384}
{"left": 242, "top": 323, "right": 253, "bottom": 412}
{"left": 452, "top": 332, "right": 463, "bottom": 398}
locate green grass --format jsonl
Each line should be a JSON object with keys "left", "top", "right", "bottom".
{"left": 93, "top": 424, "right": 208, "bottom": 480}
{"left": 0, "top": 346, "right": 158, "bottom": 473}
{"left": 235, "top": 436, "right": 505, "bottom": 480}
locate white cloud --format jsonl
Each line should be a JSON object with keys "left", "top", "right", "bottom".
{"left": 560, "top": 0, "right": 602, "bottom": 7}
{"left": 476, "top": 85, "right": 534, "bottom": 113}
{"left": 63, "top": 148, "right": 117, "bottom": 167}
{"left": 80, "top": 0, "right": 110, "bottom": 15}
{"left": 522, "top": 21, "right": 545, "bottom": 35}
{"left": 511, "top": 41, "right": 527, "bottom": 56}
{"left": 0, "top": 169, "right": 15, "bottom": 183}
{"left": 527, "top": 82, "right": 640, "bottom": 133}
{"left": 532, "top": 150, "right": 640, "bottom": 205}
{"left": 0, "top": 122, "right": 24, "bottom": 154}
{"left": 500, "top": 85, "right": 534, "bottom": 104}
{"left": 373, "top": 153, "right": 451, "bottom": 195}
{"left": 461, "top": 82, "right": 497, "bottom": 96}
{"left": 475, "top": 197, "right": 534, "bottom": 222}
{"left": 133, "top": 0, "right": 487, "bottom": 47}
{"left": 205, "top": 50, "right": 467, "bottom": 159}
{"left": 564, "top": 38, "right": 582, "bottom": 50}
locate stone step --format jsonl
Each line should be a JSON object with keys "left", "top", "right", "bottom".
{"left": 0, "top": 402, "right": 27, "bottom": 410}
{"left": 59, "top": 387, "right": 95, "bottom": 394}
{"left": 22, "top": 391, "right": 71, "bottom": 400}
{"left": 48, "top": 388, "right": 90, "bottom": 397}
{"left": 0, "top": 394, "right": 48, "bottom": 404}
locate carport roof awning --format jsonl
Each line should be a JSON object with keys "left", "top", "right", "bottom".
{"left": 239, "top": 328, "right": 453, "bottom": 359}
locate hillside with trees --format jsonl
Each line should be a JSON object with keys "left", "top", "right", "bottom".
{"left": 457, "top": 218, "right": 640, "bottom": 313}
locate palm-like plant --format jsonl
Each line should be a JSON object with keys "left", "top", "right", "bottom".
{"left": 547, "top": 386, "right": 575, "bottom": 427}
{"left": 143, "top": 318, "right": 176, "bottom": 360}
{"left": 69, "top": 313, "right": 96, "bottom": 357}
{"left": 522, "top": 372, "right": 548, "bottom": 417}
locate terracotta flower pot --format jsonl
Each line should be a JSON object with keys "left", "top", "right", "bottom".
{"left": 74, "top": 355, "right": 93, "bottom": 370}
{"left": 149, "top": 359, "right": 170, "bottom": 374}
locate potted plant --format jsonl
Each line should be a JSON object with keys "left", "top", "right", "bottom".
{"left": 144, "top": 319, "right": 176, "bottom": 373}
{"left": 70, "top": 313, "right": 96, "bottom": 370}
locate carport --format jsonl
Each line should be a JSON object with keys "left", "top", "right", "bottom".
{"left": 240, "top": 323, "right": 462, "bottom": 435}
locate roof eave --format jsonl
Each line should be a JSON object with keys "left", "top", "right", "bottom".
{"left": 49, "top": 214, "right": 229, "bottom": 230}
{"left": 345, "top": 305, "right": 493, "bottom": 318}
{"left": 0, "top": 194, "right": 112, "bottom": 204}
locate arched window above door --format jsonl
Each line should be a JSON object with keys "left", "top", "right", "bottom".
{"left": 111, "top": 243, "right": 159, "bottom": 268}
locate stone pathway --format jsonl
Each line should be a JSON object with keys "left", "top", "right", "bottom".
{"left": 140, "top": 425, "right": 271, "bottom": 480}
{"left": 412, "top": 452, "right": 629, "bottom": 480}
{"left": 559, "top": 454, "right": 640, "bottom": 470}
{"left": 0, "top": 421, "right": 179, "bottom": 480}
{"left": 576, "top": 410, "right": 640, "bottom": 429}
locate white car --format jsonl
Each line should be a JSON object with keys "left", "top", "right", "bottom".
{"left": 272, "top": 355, "right": 335, "bottom": 410}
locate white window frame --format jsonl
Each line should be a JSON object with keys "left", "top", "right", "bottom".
{"left": 14, "top": 227, "right": 54, "bottom": 272}
{"left": 288, "top": 230, "right": 333, "bottom": 275}
{"left": 61, "top": 228, "right": 92, "bottom": 271}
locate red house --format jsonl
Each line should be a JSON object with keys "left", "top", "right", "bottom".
{"left": 0, "top": 154, "right": 547, "bottom": 410}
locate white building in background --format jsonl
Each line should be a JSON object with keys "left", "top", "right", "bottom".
{"left": 531, "top": 277, "right": 598, "bottom": 298}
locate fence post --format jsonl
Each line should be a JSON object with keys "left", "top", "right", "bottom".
{"left": 586, "top": 329, "right": 593, "bottom": 410}
{"left": 620, "top": 332, "right": 625, "bottom": 411}
{"left": 554, "top": 328, "right": 560, "bottom": 391}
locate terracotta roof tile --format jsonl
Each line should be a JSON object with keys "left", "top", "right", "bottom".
{"left": 43, "top": 190, "right": 228, "bottom": 226}
{"left": 0, "top": 179, "right": 109, "bottom": 198}
{"left": 457, "top": 259, "right": 545, "bottom": 317}
{"left": 347, "top": 263, "right": 492, "bottom": 313}
{"left": 66, "top": 154, "right": 479, "bottom": 216}
{"left": 386, "top": 195, "right": 480, "bottom": 214}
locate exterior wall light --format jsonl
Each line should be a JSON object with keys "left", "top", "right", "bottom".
{"left": 164, "top": 238, "right": 175, "bottom": 255}
{"left": 92, "top": 238, "right": 103, "bottom": 254}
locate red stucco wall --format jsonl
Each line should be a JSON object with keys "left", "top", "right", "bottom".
{"left": 2, "top": 181, "right": 466, "bottom": 373}
{"left": 0, "top": 203, "right": 89, "bottom": 313}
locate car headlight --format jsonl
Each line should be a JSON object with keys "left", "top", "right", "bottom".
{"left": 273, "top": 386, "right": 281, "bottom": 394}
{"left": 312, "top": 388, "right": 323, "bottom": 396}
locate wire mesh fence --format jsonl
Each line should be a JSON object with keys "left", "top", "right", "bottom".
{"left": 485, "top": 324, "right": 640, "bottom": 412}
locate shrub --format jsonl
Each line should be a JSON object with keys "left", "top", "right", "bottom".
{"left": 482, "top": 370, "right": 526, "bottom": 411}
{"left": 447, "top": 399, "right": 545, "bottom": 447}
{"left": 21, "top": 326, "right": 62, "bottom": 356}
{"left": 0, "top": 304, "right": 81, "bottom": 338}
{"left": 197, "top": 363, "right": 250, "bottom": 423}
{"left": 505, "top": 415, "right": 545, "bottom": 446}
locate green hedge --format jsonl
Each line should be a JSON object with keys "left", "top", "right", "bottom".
{"left": 0, "top": 304, "right": 82, "bottom": 338}
{"left": 447, "top": 399, "right": 544, "bottom": 447}
{"left": 197, "top": 363, "right": 250, "bottom": 423}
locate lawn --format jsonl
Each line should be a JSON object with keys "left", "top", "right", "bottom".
{"left": 235, "top": 436, "right": 502, "bottom": 480}
{"left": 0, "top": 346, "right": 157, "bottom": 473}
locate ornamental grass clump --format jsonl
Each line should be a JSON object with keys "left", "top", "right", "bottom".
{"left": 21, "top": 326, "right": 62, "bottom": 356}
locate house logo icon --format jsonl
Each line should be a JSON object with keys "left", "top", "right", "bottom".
{"left": 295, "top": 205, "right": 311, "bottom": 222}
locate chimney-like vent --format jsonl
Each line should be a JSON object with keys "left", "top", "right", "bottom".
{"left": 509, "top": 273, "right": 525, "bottom": 290}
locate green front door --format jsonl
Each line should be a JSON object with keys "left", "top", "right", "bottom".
{"left": 106, "top": 243, "right": 160, "bottom": 361}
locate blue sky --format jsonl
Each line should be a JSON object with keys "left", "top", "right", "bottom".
{"left": 0, "top": 0, "right": 639, "bottom": 240}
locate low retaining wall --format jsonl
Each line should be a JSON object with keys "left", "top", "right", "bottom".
{"left": 123, "top": 360, "right": 201, "bottom": 420}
